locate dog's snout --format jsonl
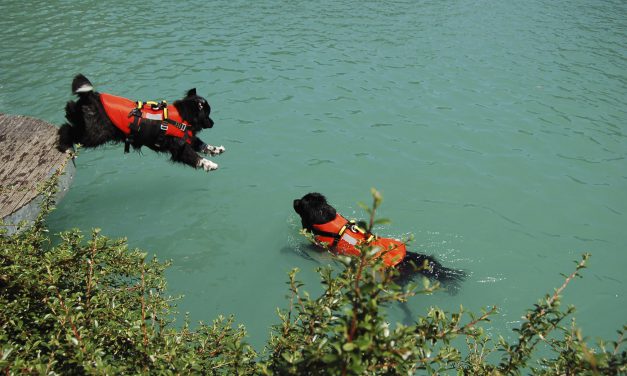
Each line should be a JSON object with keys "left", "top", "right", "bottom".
{"left": 293, "top": 199, "right": 301, "bottom": 211}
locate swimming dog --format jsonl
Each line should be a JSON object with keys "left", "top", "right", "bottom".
{"left": 57, "top": 74, "right": 225, "bottom": 171}
{"left": 293, "top": 192, "right": 466, "bottom": 292}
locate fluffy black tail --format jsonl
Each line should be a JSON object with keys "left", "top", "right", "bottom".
{"left": 395, "top": 252, "right": 467, "bottom": 294}
{"left": 71, "top": 74, "right": 94, "bottom": 95}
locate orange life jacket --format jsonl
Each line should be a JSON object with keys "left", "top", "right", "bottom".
{"left": 311, "top": 214, "right": 406, "bottom": 267}
{"left": 100, "top": 93, "right": 193, "bottom": 146}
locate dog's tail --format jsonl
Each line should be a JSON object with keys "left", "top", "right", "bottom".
{"left": 71, "top": 74, "right": 94, "bottom": 96}
{"left": 396, "top": 252, "right": 467, "bottom": 294}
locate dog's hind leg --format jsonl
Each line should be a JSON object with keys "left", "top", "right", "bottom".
{"left": 57, "top": 99, "right": 87, "bottom": 152}
{"left": 57, "top": 123, "right": 76, "bottom": 152}
{"left": 397, "top": 252, "right": 467, "bottom": 294}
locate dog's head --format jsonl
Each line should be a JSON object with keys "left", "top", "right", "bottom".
{"left": 174, "top": 88, "right": 214, "bottom": 131}
{"left": 293, "top": 192, "right": 337, "bottom": 230}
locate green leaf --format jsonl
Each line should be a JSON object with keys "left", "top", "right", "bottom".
{"left": 374, "top": 218, "right": 391, "bottom": 226}
{"left": 322, "top": 353, "right": 338, "bottom": 363}
{"left": 342, "top": 342, "right": 355, "bottom": 352}
{"left": 281, "top": 352, "right": 293, "bottom": 363}
{"left": 357, "top": 202, "right": 372, "bottom": 215}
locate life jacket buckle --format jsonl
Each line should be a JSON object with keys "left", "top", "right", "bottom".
{"left": 160, "top": 122, "right": 168, "bottom": 131}
{"left": 128, "top": 108, "right": 142, "bottom": 118}
{"left": 348, "top": 220, "right": 367, "bottom": 235}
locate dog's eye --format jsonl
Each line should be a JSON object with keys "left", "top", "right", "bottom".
{"left": 198, "top": 102, "right": 204, "bottom": 110}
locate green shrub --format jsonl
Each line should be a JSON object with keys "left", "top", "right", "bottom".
{"left": 1, "top": 173, "right": 624, "bottom": 375}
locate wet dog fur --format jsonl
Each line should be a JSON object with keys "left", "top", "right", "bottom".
{"left": 293, "top": 192, "right": 467, "bottom": 293}
{"left": 57, "top": 74, "right": 225, "bottom": 171}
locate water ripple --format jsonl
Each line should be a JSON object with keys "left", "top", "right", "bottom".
{"left": 2, "top": 0, "right": 626, "bottom": 347}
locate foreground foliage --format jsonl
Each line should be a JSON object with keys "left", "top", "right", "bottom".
{"left": 1, "top": 171, "right": 256, "bottom": 374}
{"left": 1, "top": 174, "right": 625, "bottom": 374}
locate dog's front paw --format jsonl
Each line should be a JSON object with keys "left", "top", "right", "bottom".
{"left": 197, "top": 158, "right": 218, "bottom": 172}
{"left": 202, "top": 144, "right": 226, "bottom": 156}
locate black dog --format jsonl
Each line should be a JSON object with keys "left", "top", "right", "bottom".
{"left": 57, "top": 74, "right": 225, "bottom": 171}
{"left": 293, "top": 192, "right": 467, "bottom": 292}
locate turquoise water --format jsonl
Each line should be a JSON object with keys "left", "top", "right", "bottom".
{"left": 2, "top": 0, "right": 625, "bottom": 352}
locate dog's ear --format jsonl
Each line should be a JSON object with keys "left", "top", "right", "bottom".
{"left": 186, "top": 88, "right": 197, "bottom": 97}
{"left": 293, "top": 199, "right": 303, "bottom": 214}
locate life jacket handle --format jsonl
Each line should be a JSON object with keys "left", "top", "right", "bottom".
{"left": 312, "top": 219, "right": 376, "bottom": 248}
{"left": 134, "top": 100, "right": 169, "bottom": 119}
{"left": 346, "top": 220, "right": 377, "bottom": 244}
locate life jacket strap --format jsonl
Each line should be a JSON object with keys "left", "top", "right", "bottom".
{"left": 311, "top": 227, "right": 341, "bottom": 240}
{"left": 312, "top": 221, "right": 352, "bottom": 248}
{"left": 163, "top": 118, "right": 187, "bottom": 131}
{"left": 125, "top": 108, "right": 144, "bottom": 153}
{"left": 312, "top": 228, "right": 340, "bottom": 248}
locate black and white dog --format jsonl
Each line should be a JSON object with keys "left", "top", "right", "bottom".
{"left": 57, "top": 74, "right": 225, "bottom": 171}
{"left": 293, "top": 192, "right": 467, "bottom": 292}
